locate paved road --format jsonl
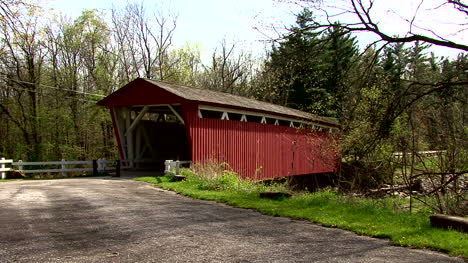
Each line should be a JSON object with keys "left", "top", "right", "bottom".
{"left": 0, "top": 178, "right": 464, "bottom": 263}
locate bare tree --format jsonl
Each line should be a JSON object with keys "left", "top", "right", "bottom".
{"left": 286, "top": 0, "right": 467, "bottom": 51}
{"left": 111, "top": 5, "right": 138, "bottom": 83}
{"left": 111, "top": 2, "right": 177, "bottom": 81}
{"left": 201, "top": 39, "right": 255, "bottom": 95}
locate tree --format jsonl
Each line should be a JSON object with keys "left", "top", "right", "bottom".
{"left": 1, "top": 6, "right": 118, "bottom": 161}
{"left": 282, "top": 1, "right": 467, "bottom": 144}
{"left": 200, "top": 39, "right": 255, "bottom": 95}
{"left": 0, "top": 3, "right": 46, "bottom": 160}
{"left": 165, "top": 42, "right": 202, "bottom": 87}
{"left": 292, "top": 0, "right": 467, "bottom": 52}
{"left": 256, "top": 9, "right": 358, "bottom": 118}
{"left": 110, "top": 2, "right": 177, "bottom": 81}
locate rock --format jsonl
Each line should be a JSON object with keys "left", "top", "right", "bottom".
{"left": 429, "top": 214, "right": 468, "bottom": 233}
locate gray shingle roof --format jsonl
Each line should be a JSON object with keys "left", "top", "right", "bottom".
{"left": 144, "top": 78, "right": 338, "bottom": 127}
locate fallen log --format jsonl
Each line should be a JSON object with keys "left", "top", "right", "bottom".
{"left": 429, "top": 214, "right": 468, "bottom": 233}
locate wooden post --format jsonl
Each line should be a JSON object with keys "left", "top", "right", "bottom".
{"left": 61, "top": 159, "right": 66, "bottom": 177}
{"left": 164, "top": 160, "right": 172, "bottom": 174}
{"left": 115, "top": 160, "right": 121, "bottom": 177}
{"left": 93, "top": 160, "right": 98, "bottom": 176}
{"left": 175, "top": 160, "right": 180, "bottom": 176}
{"left": 102, "top": 159, "right": 106, "bottom": 173}
{"left": 18, "top": 160, "right": 23, "bottom": 171}
{"left": 115, "top": 108, "right": 128, "bottom": 161}
{"left": 125, "top": 108, "right": 134, "bottom": 168}
{"left": 1, "top": 157, "right": 6, "bottom": 179}
{"left": 97, "top": 159, "right": 102, "bottom": 173}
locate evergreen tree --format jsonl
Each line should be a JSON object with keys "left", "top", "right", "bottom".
{"left": 259, "top": 8, "right": 358, "bottom": 118}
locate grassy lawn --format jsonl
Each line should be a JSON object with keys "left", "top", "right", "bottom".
{"left": 135, "top": 171, "right": 467, "bottom": 258}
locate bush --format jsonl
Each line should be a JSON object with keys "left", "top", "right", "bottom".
{"left": 183, "top": 161, "right": 289, "bottom": 193}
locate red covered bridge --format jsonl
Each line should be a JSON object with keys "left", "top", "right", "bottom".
{"left": 97, "top": 78, "right": 339, "bottom": 180}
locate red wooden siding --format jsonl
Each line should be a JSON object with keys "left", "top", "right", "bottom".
{"left": 183, "top": 103, "right": 337, "bottom": 180}
{"left": 99, "top": 79, "right": 339, "bottom": 180}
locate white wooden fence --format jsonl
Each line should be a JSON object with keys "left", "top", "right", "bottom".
{"left": 393, "top": 150, "right": 446, "bottom": 159}
{"left": 1, "top": 157, "right": 192, "bottom": 179}
{"left": 164, "top": 160, "right": 192, "bottom": 176}
{"left": 0, "top": 157, "right": 117, "bottom": 179}
{"left": 0, "top": 158, "right": 13, "bottom": 179}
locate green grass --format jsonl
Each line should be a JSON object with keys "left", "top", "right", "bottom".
{"left": 135, "top": 171, "right": 468, "bottom": 258}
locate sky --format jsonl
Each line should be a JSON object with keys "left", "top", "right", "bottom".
{"left": 41, "top": 0, "right": 300, "bottom": 61}
{"left": 41, "top": 0, "right": 466, "bottom": 60}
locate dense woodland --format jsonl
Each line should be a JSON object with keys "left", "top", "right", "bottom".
{"left": 0, "top": 1, "right": 466, "bottom": 211}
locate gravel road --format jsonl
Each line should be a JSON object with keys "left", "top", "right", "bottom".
{"left": 0, "top": 177, "right": 464, "bottom": 263}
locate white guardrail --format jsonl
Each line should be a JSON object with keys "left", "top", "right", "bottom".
{"left": 0, "top": 157, "right": 117, "bottom": 179}
{"left": 393, "top": 150, "right": 446, "bottom": 159}
{"left": 164, "top": 160, "right": 192, "bottom": 176}
{"left": 1, "top": 158, "right": 193, "bottom": 179}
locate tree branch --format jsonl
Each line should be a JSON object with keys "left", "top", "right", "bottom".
{"left": 302, "top": 0, "right": 468, "bottom": 52}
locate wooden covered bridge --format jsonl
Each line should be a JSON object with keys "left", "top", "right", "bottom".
{"left": 97, "top": 78, "right": 339, "bottom": 180}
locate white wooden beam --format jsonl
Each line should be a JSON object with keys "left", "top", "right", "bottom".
{"left": 221, "top": 112, "right": 229, "bottom": 120}
{"left": 167, "top": 104, "right": 185, "bottom": 125}
{"left": 125, "top": 106, "right": 149, "bottom": 136}
{"left": 198, "top": 104, "right": 337, "bottom": 131}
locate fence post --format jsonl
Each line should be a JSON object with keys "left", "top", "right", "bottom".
{"left": 115, "top": 160, "right": 121, "bottom": 177}
{"left": 100, "top": 159, "right": 106, "bottom": 173}
{"left": 1, "top": 157, "right": 6, "bottom": 179}
{"left": 97, "top": 159, "right": 101, "bottom": 173}
{"left": 18, "top": 160, "right": 23, "bottom": 171}
{"left": 175, "top": 160, "right": 180, "bottom": 176}
{"left": 61, "top": 159, "right": 66, "bottom": 177}
{"left": 92, "top": 160, "right": 97, "bottom": 176}
{"left": 164, "top": 160, "right": 171, "bottom": 174}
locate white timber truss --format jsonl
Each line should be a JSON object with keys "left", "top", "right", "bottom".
{"left": 112, "top": 104, "right": 184, "bottom": 168}
{"left": 198, "top": 105, "right": 337, "bottom": 132}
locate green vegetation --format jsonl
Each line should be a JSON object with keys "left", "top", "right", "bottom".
{"left": 135, "top": 170, "right": 468, "bottom": 258}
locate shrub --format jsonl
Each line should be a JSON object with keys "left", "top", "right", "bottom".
{"left": 184, "top": 161, "right": 289, "bottom": 193}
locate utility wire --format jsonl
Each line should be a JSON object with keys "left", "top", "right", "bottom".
{"left": 0, "top": 76, "right": 107, "bottom": 98}
{"left": 1, "top": 85, "right": 101, "bottom": 103}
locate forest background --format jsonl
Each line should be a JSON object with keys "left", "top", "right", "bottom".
{"left": 0, "top": 0, "right": 466, "bottom": 213}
